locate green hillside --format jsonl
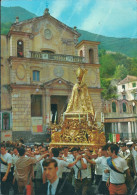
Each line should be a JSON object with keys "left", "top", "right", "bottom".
{"left": 77, "top": 29, "right": 137, "bottom": 58}
{"left": 1, "top": 6, "right": 37, "bottom": 23}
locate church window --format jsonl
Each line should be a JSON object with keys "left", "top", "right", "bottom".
{"left": 2, "top": 112, "right": 10, "bottom": 130}
{"left": 17, "top": 40, "right": 24, "bottom": 57}
{"left": 31, "top": 95, "right": 42, "bottom": 116}
{"left": 132, "top": 83, "right": 136, "bottom": 88}
{"left": 33, "top": 70, "right": 40, "bottom": 81}
{"left": 112, "top": 102, "right": 116, "bottom": 112}
{"left": 123, "top": 103, "right": 126, "bottom": 112}
{"left": 89, "top": 49, "right": 94, "bottom": 64}
{"left": 122, "top": 85, "right": 125, "bottom": 90}
{"left": 80, "top": 50, "right": 83, "bottom": 57}
{"left": 133, "top": 105, "right": 136, "bottom": 114}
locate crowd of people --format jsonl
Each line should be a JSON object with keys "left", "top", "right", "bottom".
{"left": 1, "top": 140, "right": 137, "bottom": 195}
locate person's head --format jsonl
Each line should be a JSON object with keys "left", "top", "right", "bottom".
{"left": 1, "top": 144, "right": 6, "bottom": 155}
{"left": 107, "top": 144, "right": 119, "bottom": 157}
{"left": 102, "top": 144, "right": 109, "bottom": 156}
{"left": 13, "top": 147, "right": 18, "bottom": 155}
{"left": 71, "top": 147, "right": 79, "bottom": 158}
{"left": 38, "top": 144, "right": 43, "bottom": 151}
{"left": 40, "top": 147, "right": 46, "bottom": 155}
{"left": 18, "top": 147, "right": 25, "bottom": 156}
{"left": 120, "top": 143, "right": 127, "bottom": 152}
{"left": 126, "top": 141, "right": 134, "bottom": 150}
{"left": 51, "top": 148, "right": 59, "bottom": 157}
{"left": 42, "top": 159, "right": 58, "bottom": 183}
{"left": 63, "top": 147, "right": 69, "bottom": 156}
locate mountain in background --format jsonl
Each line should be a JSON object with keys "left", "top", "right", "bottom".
{"left": 1, "top": 6, "right": 137, "bottom": 58}
{"left": 1, "top": 6, "right": 37, "bottom": 23}
{"left": 77, "top": 29, "right": 137, "bottom": 58}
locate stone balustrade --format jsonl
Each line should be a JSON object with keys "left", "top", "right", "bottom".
{"left": 30, "top": 51, "right": 85, "bottom": 63}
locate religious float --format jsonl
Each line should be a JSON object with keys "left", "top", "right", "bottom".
{"left": 50, "top": 67, "right": 106, "bottom": 151}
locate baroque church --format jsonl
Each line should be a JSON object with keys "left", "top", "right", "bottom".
{"left": 1, "top": 8, "right": 102, "bottom": 142}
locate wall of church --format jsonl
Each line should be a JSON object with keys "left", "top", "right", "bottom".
{"left": 12, "top": 89, "right": 31, "bottom": 131}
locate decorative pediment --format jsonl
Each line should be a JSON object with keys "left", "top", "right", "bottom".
{"left": 10, "top": 9, "right": 80, "bottom": 37}
{"left": 43, "top": 78, "right": 73, "bottom": 89}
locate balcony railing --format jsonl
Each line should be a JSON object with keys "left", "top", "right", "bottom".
{"left": 30, "top": 51, "right": 85, "bottom": 63}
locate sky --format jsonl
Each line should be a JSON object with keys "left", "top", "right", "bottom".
{"left": 1, "top": 0, "right": 137, "bottom": 38}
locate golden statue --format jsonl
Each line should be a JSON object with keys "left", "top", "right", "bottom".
{"left": 66, "top": 67, "right": 94, "bottom": 115}
{"left": 50, "top": 67, "right": 106, "bottom": 150}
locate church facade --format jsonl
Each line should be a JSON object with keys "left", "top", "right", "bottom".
{"left": 1, "top": 8, "right": 102, "bottom": 142}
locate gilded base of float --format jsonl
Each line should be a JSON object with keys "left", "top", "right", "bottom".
{"left": 49, "top": 142, "right": 104, "bottom": 150}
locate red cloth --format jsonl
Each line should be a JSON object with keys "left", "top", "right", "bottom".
{"left": 37, "top": 125, "right": 43, "bottom": 132}
{"left": 109, "top": 183, "right": 127, "bottom": 195}
{"left": 26, "top": 185, "right": 31, "bottom": 195}
{"left": 116, "top": 134, "right": 120, "bottom": 142}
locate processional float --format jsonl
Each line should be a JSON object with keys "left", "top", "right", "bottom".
{"left": 50, "top": 67, "right": 106, "bottom": 150}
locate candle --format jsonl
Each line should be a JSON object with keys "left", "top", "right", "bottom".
{"left": 79, "top": 114, "right": 81, "bottom": 123}
{"left": 103, "top": 113, "right": 104, "bottom": 122}
{"left": 50, "top": 111, "right": 52, "bottom": 122}
{"left": 54, "top": 112, "right": 57, "bottom": 123}
{"left": 101, "top": 112, "right": 103, "bottom": 122}
{"left": 87, "top": 113, "right": 88, "bottom": 121}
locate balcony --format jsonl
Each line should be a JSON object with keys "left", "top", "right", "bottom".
{"left": 30, "top": 51, "right": 85, "bottom": 63}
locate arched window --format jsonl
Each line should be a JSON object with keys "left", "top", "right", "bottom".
{"left": 89, "top": 49, "right": 94, "bottom": 64}
{"left": 80, "top": 50, "right": 83, "bottom": 57}
{"left": 17, "top": 40, "right": 24, "bottom": 57}
{"left": 123, "top": 103, "right": 126, "bottom": 112}
{"left": 112, "top": 102, "right": 116, "bottom": 112}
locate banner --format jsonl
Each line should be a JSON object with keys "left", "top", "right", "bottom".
{"left": 113, "top": 134, "right": 116, "bottom": 143}
{"left": 109, "top": 133, "right": 113, "bottom": 142}
{"left": 116, "top": 134, "right": 120, "bottom": 142}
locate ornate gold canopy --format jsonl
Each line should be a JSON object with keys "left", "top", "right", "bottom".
{"left": 50, "top": 67, "right": 106, "bottom": 150}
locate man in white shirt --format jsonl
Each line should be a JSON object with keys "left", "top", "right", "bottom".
{"left": 105, "top": 144, "right": 131, "bottom": 195}
{"left": 71, "top": 147, "right": 88, "bottom": 195}
{"left": 1, "top": 144, "right": 12, "bottom": 194}
{"left": 50, "top": 147, "right": 81, "bottom": 179}
{"left": 85, "top": 144, "right": 110, "bottom": 195}
{"left": 62, "top": 147, "right": 74, "bottom": 183}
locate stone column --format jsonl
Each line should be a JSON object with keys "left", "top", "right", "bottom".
{"left": 115, "top": 123, "right": 117, "bottom": 133}
{"left": 118, "top": 122, "right": 121, "bottom": 133}
{"left": 42, "top": 94, "right": 46, "bottom": 124}
{"left": 128, "top": 122, "right": 132, "bottom": 140}
{"left": 45, "top": 89, "right": 51, "bottom": 126}
{"left": 112, "top": 123, "right": 115, "bottom": 133}
{"left": 131, "top": 121, "right": 134, "bottom": 134}
{"left": 135, "top": 122, "right": 137, "bottom": 139}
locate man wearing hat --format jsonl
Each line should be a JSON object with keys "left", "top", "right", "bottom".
{"left": 119, "top": 143, "right": 129, "bottom": 159}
